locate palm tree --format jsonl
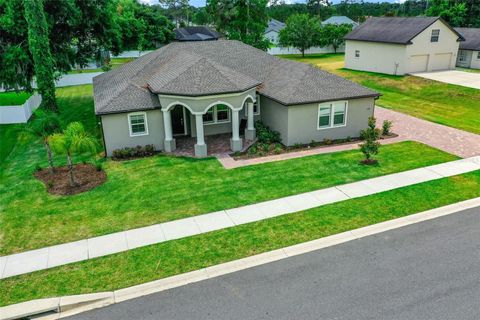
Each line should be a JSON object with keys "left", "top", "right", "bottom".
{"left": 25, "top": 109, "right": 62, "bottom": 173}
{"left": 49, "top": 122, "right": 98, "bottom": 186}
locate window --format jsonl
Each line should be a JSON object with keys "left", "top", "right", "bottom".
{"left": 317, "top": 101, "right": 348, "bottom": 130}
{"left": 245, "top": 95, "right": 261, "bottom": 116}
{"left": 355, "top": 50, "right": 360, "bottom": 58}
{"left": 459, "top": 50, "right": 467, "bottom": 62}
{"left": 128, "top": 112, "right": 148, "bottom": 136}
{"left": 431, "top": 29, "right": 440, "bottom": 42}
{"left": 204, "top": 104, "right": 231, "bottom": 124}
{"left": 477, "top": 52, "right": 480, "bottom": 60}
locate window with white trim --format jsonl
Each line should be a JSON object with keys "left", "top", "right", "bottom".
{"left": 244, "top": 95, "right": 261, "bottom": 116}
{"left": 459, "top": 50, "right": 467, "bottom": 62}
{"left": 477, "top": 52, "right": 480, "bottom": 60}
{"left": 317, "top": 101, "right": 347, "bottom": 130}
{"left": 431, "top": 29, "right": 440, "bottom": 42}
{"left": 355, "top": 50, "right": 360, "bottom": 58}
{"left": 203, "top": 104, "right": 231, "bottom": 124}
{"left": 128, "top": 112, "right": 148, "bottom": 136}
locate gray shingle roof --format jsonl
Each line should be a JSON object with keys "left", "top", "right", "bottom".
{"left": 345, "top": 17, "right": 463, "bottom": 44}
{"left": 265, "top": 19, "right": 285, "bottom": 34}
{"left": 93, "top": 40, "right": 379, "bottom": 115}
{"left": 455, "top": 28, "right": 480, "bottom": 51}
{"left": 322, "top": 16, "right": 358, "bottom": 26}
{"left": 174, "top": 26, "right": 220, "bottom": 41}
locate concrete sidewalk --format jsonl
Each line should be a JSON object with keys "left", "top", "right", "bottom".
{"left": 1, "top": 156, "right": 479, "bottom": 279}
{"left": 412, "top": 70, "right": 480, "bottom": 89}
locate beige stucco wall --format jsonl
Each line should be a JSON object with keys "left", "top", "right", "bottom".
{"left": 345, "top": 40, "right": 407, "bottom": 75}
{"left": 406, "top": 19, "right": 460, "bottom": 72}
{"left": 101, "top": 109, "right": 165, "bottom": 156}
{"left": 456, "top": 49, "right": 473, "bottom": 68}
{"left": 463, "top": 50, "right": 480, "bottom": 69}
{"left": 285, "top": 97, "right": 375, "bottom": 146}
{"left": 260, "top": 96, "right": 289, "bottom": 144}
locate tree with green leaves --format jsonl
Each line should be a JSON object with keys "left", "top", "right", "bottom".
{"left": 23, "top": 0, "right": 57, "bottom": 112}
{"left": 49, "top": 122, "right": 98, "bottom": 186}
{"left": 279, "top": 14, "right": 321, "bottom": 57}
{"left": 159, "top": 0, "right": 190, "bottom": 26}
{"left": 307, "top": 0, "right": 332, "bottom": 19}
{"left": 425, "top": 0, "right": 468, "bottom": 27}
{"left": 25, "top": 109, "right": 62, "bottom": 173}
{"left": 206, "top": 0, "right": 270, "bottom": 50}
{"left": 359, "top": 117, "right": 381, "bottom": 164}
{"left": 319, "top": 23, "right": 353, "bottom": 53}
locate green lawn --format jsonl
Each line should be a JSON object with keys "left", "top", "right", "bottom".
{"left": 1, "top": 170, "right": 479, "bottom": 307}
{"left": 0, "top": 91, "right": 32, "bottom": 106}
{"left": 280, "top": 53, "right": 480, "bottom": 135}
{"left": 67, "top": 57, "right": 135, "bottom": 74}
{"left": 0, "top": 85, "right": 459, "bottom": 255}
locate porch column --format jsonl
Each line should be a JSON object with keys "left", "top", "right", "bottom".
{"left": 230, "top": 109, "right": 243, "bottom": 152}
{"left": 244, "top": 101, "right": 256, "bottom": 140}
{"left": 163, "top": 109, "right": 176, "bottom": 152}
{"left": 194, "top": 114, "right": 207, "bottom": 157}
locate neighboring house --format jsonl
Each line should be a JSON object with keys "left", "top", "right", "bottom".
{"left": 93, "top": 40, "right": 379, "bottom": 157}
{"left": 174, "top": 26, "right": 220, "bottom": 41}
{"left": 344, "top": 17, "right": 465, "bottom": 75}
{"left": 454, "top": 28, "right": 480, "bottom": 69}
{"left": 264, "top": 19, "right": 286, "bottom": 45}
{"left": 322, "top": 16, "right": 359, "bottom": 28}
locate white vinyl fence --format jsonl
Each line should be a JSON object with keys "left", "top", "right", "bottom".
{"left": 113, "top": 50, "right": 153, "bottom": 58}
{"left": 268, "top": 45, "right": 345, "bottom": 56}
{"left": 0, "top": 94, "right": 42, "bottom": 124}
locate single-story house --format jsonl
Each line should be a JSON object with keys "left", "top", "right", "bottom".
{"left": 454, "top": 27, "right": 480, "bottom": 69}
{"left": 344, "top": 17, "right": 465, "bottom": 75}
{"left": 322, "top": 16, "right": 358, "bottom": 28}
{"left": 93, "top": 40, "right": 379, "bottom": 157}
{"left": 264, "top": 19, "right": 286, "bottom": 45}
{"left": 174, "top": 26, "right": 220, "bottom": 41}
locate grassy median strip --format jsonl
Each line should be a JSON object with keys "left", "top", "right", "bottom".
{"left": 0, "top": 86, "right": 458, "bottom": 255}
{"left": 1, "top": 170, "right": 479, "bottom": 306}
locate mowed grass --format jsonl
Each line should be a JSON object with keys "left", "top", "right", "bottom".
{"left": 0, "top": 91, "right": 32, "bottom": 106}
{"left": 280, "top": 53, "right": 480, "bottom": 134}
{"left": 0, "top": 85, "right": 459, "bottom": 255}
{"left": 67, "top": 57, "right": 135, "bottom": 74}
{"left": 1, "top": 170, "right": 479, "bottom": 307}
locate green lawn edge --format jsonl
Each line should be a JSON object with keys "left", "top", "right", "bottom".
{"left": 1, "top": 170, "right": 479, "bottom": 307}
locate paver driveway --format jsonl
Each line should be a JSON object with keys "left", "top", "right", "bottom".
{"left": 412, "top": 70, "right": 480, "bottom": 89}
{"left": 375, "top": 107, "right": 480, "bottom": 158}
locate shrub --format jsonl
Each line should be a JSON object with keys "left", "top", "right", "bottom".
{"left": 274, "top": 144, "right": 283, "bottom": 154}
{"left": 255, "top": 121, "right": 282, "bottom": 144}
{"left": 34, "top": 163, "right": 42, "bottom": 172}
{"left": 47, "top": 180, "right": 54, "bottom": 188}
{"left": 382, "top": 120, "right": 393, "bottom": 136}
{"left": 359, "top": 117, "right": 381, "bottom": 164}
{"left": 323, "top": 138, "right": 333, "bottom": 145}
{"left": 95, "top": 162, "right": 103, "bottom": 172}
{"left": 112, "top": 144, "right": 156, "bottom": 160}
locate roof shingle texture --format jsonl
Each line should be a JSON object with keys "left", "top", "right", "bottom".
{"left": 345, "top": 17, "right": 442, "bottom": 44}
{"left": 322, "top": 16, "right": 358, "bottom": 26}
{"left": 455, "top": 28, "right": 480, "bottom": 51}
{"left": 93, "top": 40, "right": 379, "bottom": 115}
{"left": 265, "top": 19, "right": 285, "bottom": 33}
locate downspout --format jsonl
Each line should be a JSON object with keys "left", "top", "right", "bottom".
{"left": 98, "top": 115, "right": 107, "bottom": 158}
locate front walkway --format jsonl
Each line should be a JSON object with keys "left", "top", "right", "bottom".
{"left": 1, "top": 156, "right": 479, "bottom": 279}
{"left": 411, "top": 70, "right": 480, "bottom": 89}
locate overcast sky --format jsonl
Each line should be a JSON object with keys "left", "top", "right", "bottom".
{"left": 140, "top": 0, "right": 403, "bottom": 8}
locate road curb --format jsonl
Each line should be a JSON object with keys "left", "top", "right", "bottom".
{"left": 1, "top": 197, "right": 479, "bottom": 320}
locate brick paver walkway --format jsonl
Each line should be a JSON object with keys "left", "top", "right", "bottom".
{"left": 375, "top": 107, "right": 480, "bottom": 158}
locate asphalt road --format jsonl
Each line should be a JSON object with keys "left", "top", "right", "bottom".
{"left": 68, "top": 206, "right": 480, "bottom": 320}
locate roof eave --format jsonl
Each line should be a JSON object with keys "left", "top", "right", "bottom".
{"left": 151, "top": 83, "right": 261, "bottom": 98}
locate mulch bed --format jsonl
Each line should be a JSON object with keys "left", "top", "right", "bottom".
{"left": 34, "top": 164, "right": 107, "bottom": 196}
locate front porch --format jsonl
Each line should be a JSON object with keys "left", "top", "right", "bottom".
{"left": 172, "top": 133, "right": 255, "bottom": 157}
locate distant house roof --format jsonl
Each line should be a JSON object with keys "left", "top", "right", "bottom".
{"left": 265, "top": 19, "right": 285, "bottom": 34}
{"left": 174, "top": 26, "right": 220, "bottom": 41}
{"left": 344, "top": 17, "right": 464, "bottom": 45}
{"left": 322, "top": 16, "right": 358, "bottom": 27}
{"left": 93, "top": 40, "right": 379, "bottom": 115}
{"left": 454, "top": 27, "right": 480, "bottom": 51}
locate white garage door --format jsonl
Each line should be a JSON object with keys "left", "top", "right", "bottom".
{"left": 408, "top": 55, "right": 428, "bottom": 73}
{"left": 431, "top": 53, "right": 452, "bottom": 71}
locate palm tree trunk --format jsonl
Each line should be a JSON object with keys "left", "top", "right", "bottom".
{"left": 44, "top": 139, "right": 55, "bottom": 173}
{"left": 67, "top": 152, "right": 76, "bottom": 187}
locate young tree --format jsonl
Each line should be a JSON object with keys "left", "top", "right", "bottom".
{"left": 279, "top": 14, "right": 321, "bottom": 57}
{"left": 23, "top": 0, "right": 57, "bottom": 112}
{"left": 49, "top": 122, "right": 98, "bottom": 186}
{"left": 207, "top": 0, "right": 270, "bottom": 50}
{"left": 319, "top": 23, "right": 353, "bottom": 53}
{"left": 359, "top": 117, "right": 381, "bottom": 164}
{"left": 25, "top": 109, "right": 62, "bottom": 173}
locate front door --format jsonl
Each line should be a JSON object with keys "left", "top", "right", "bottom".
{"left": 171, "top": 105, "right": 186, "bottom": 135}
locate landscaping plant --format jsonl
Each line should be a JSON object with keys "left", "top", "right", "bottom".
{"left": 359, "top": 116, "right": 381, "bottom": 164}
{"left": 49, "top": 122, "right": 98, "bottom": 186}
{"left": 25, "top": 109, "right": 62, "bottom": 173}
{"left": 382, "top": 120, "right": 393, "bottom": 136}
